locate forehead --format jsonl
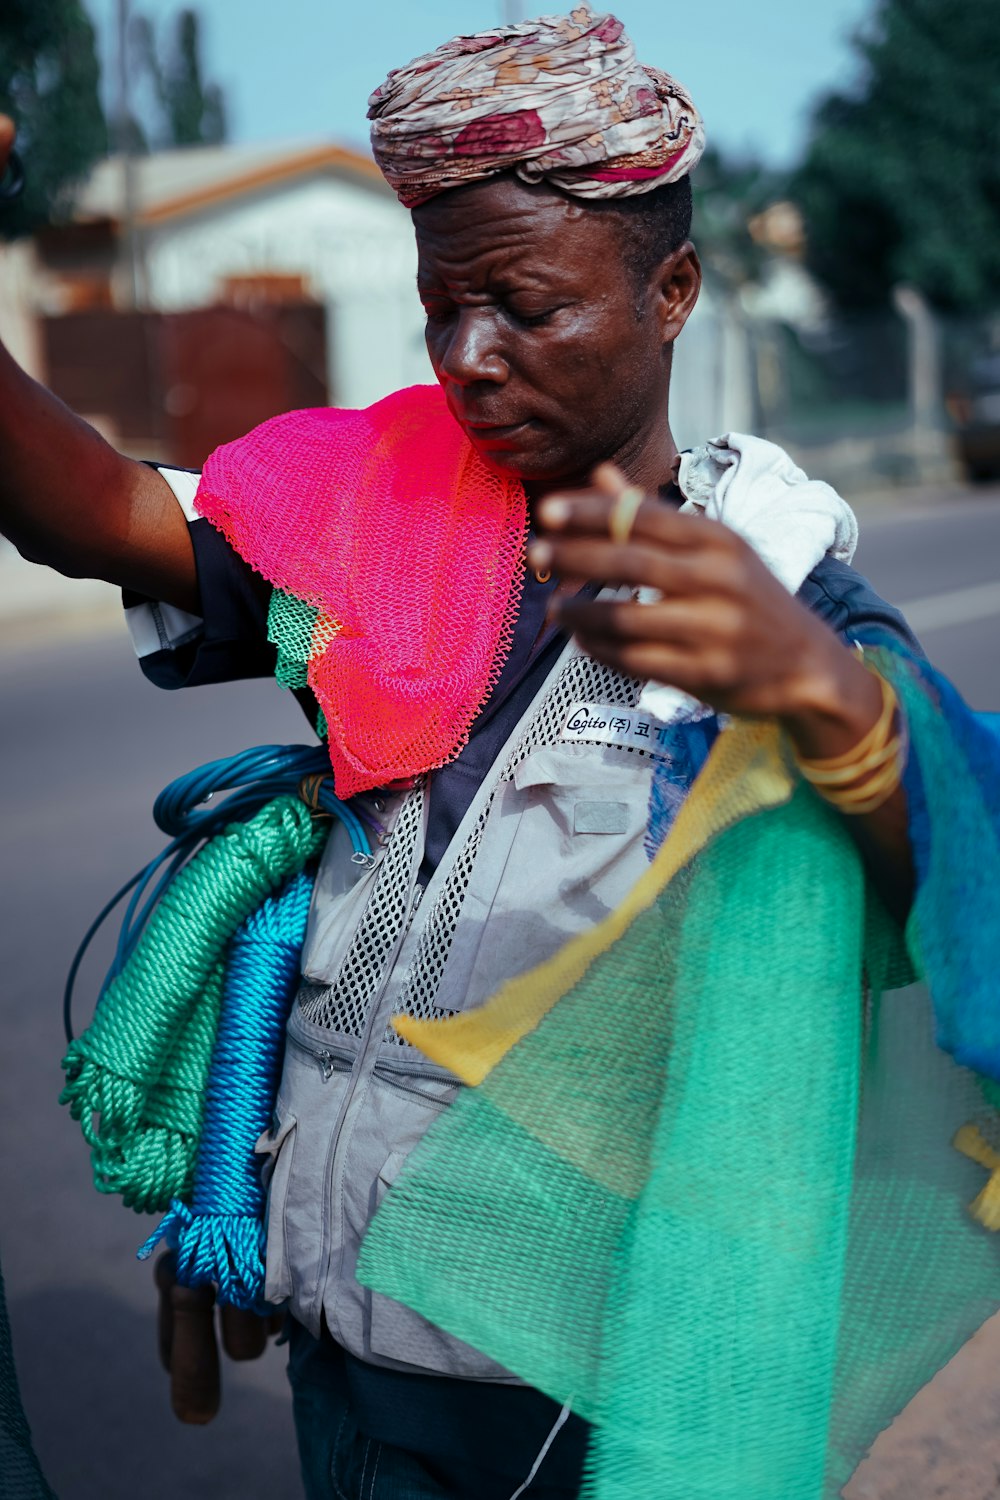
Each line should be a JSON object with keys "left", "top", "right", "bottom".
{"left": 412, "top": 175, "right": 624, "bottom": 283}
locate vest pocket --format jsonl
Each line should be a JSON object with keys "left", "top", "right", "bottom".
{"left": 255, "top": 1110, "right": 298, "bottom": 1305}
{"left": 364, "top": 1145, "right": 515, "bottom": 1380}
{"left": 438, "top": 743, "right": 655, "bottom": 1015}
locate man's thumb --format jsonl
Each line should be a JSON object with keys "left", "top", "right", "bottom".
{"left": 0, "top": 115, "right": 16, "bottom": 174}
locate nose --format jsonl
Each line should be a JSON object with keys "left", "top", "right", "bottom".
{"left": 434, "top": 308, "right": 508, "bottom": 388}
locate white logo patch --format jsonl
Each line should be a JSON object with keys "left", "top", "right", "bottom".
{"left": 560, "top": 702, "right": 670, "bottom": 755}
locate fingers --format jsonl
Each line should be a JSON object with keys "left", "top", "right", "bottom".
{"left": 220, "top": 1303, "right": 270, "bottom": 1361}
{"left": 532, "top": 533, "right": 719, "bottom": 599}
{"left": 556, "top": 634, "right": 708, "bottom": 695}
{"left": 555, "top": 597, "right": 744, "bottom": 696}
{"left": 529, "top": 464, "right": 822, "bottom": 716}
{"left": 529, "top": 470, "right": 765, "bottom": 612}
{"left": 536, "top": 491, "right": 696, "bottom": 549}
{"left": 555, "top": 595, "right": 738, "bottom": 649}
{"left": 0, "top": 116, "right": 15, "bottom": 175}
{"left": 535, "top": 475, "right": 699, "bottom": 552}
{"left": 529, "top": 480, "right": 740, "bottom": 600}
{"left": 592, "top": 461, "right": 629, "bottom": 500}
{"left": 152, "top": 1253, "right": 278, "bottom": 1428}
{"left": 530, "top": 517, "right": 753, "bottom": 605}
{"left": 168, "top": 1281, "right": 221, "bottom": 1425}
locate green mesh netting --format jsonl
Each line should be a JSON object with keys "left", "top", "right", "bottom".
{"left": 0, "top": 1257, "right": 55, "bottom": 1499}
{"left": 267, "top": 587, "right": 321, "bottom": 690}
{"left": 267, "top": 589, "right": 329, "bottom": 739}
{"left": 824, "top": 980, "right": 998, "bottom": 1491}
{"left": 357, "top": 710, "right": 1000, "bottom": 1500}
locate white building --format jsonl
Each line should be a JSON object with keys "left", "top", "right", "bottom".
{"left": 42, "top": 139, "right": 434, "bottom": 409}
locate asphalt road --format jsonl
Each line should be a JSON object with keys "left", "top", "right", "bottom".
{"left": 1, "top": 486, "right": 999, "bottom": 1500}
{"left": 0, "top": 637, "right": 309, "bottom": 1500}
{"left": 853, "top": 486, "right": 1000, "bottom": 708}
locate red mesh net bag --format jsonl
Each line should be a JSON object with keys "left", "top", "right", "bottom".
{"left": 196, "top": 385, "right": 528, "bottom": 797}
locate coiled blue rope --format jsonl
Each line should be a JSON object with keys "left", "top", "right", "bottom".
{"left": 64, "top": 744, "right": 371, "bottom": 1042}
{"left": 138, "top": 869, "right": 315, "bottom": 1308}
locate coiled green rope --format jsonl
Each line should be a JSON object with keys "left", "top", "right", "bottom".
{"left": 60, "top": 795, "right": 328, "bottom": 1214}
{"left": 93, "top": 963, "right": 226, "bottom": 1211}
{"left": 138, "top": 871, "right": 315, "bottom": 1306}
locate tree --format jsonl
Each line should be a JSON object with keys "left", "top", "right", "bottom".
{"left": 0, "top": 0, "right": 108, "bottom": 237}
{"left": 791, "top": 0, "right": 1000, "bottom": 314}
{"left": 132, "top": 9, "right": 226, "bottom": 150}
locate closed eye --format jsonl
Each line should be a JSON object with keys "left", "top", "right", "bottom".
{"left": 420, "top": 299, "right": 566, "bottom": 329}
{"left": 505, "top": 303, "right": 568, "bottom": 328}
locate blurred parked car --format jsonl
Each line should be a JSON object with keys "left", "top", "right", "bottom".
{"left": 947, "top": 353, "right": 1000, "bottom": 482}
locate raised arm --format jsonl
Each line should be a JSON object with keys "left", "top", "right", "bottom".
{"left": 0, "top": 117, "right": 198, "bottom": 613}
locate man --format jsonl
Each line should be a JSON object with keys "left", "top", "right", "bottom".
{"left": 0, "top": 12, "right": 921, "bottom": 1498}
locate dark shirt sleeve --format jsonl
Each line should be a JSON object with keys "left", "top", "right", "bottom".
{"left": 124, "top": 516, "right": 276, "bottom": 689}
{"left": 796, "top": 555, "right": 921, "bottom": 653}
{"left": 123, "top": 483, "right": 324, "bottom": 730}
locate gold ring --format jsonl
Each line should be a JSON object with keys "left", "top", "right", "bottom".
{"left": 609, "top": 486, "right": 645, "bottom": 545}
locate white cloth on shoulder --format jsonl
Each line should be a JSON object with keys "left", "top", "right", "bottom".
{"left": 637, "top": 432, "right": 859, "bottom": 721}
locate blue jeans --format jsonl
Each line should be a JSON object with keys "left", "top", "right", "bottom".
{"left": 285, "top": 1319, "right": 587, "bottom": 1500}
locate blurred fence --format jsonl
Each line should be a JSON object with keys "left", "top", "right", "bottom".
{"left": 41, "top": 301, "right": 327, "bottom": 468}
{"left": 676, "top": 285, "right": 1000, "bottom": 496}
{"left": 753, "top": 309, "right": 931, "bottom": 493}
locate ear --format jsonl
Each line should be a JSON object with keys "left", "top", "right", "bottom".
{"left": 653, "top": 242, "right": 702, "bottom": 345}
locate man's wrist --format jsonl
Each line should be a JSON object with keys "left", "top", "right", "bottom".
{"left": 779, "top": 636, "right": 885, "bottom": 762}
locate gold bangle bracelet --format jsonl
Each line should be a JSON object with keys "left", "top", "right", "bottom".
{"left": 794, "top": 671, "right": 906, "bottom": 816}
{"left": 797, "top": 734, "right": 902, "bottom": 788}
{"left": 796, "top": 671, "right": 897, "bottom": 774}
{"left": 817, "top": 771, "right": 904, "bottom": 816}
{"left": 806, "top": 754, "right": 904, "bottom": 816}
{"left": 820, "top": 756, "right": 902, "bottom": 807}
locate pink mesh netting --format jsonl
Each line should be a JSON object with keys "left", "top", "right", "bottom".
{"left": 195, "top": 385, "right": 528, "bottom": 798}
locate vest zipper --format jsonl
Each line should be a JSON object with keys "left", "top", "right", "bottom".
{"left": 286, "top": 1031, "right": 353, "bottom": 1083}
{"left": 372, "top": 1053, "right": 457, "bottom": 1103}
{"left": 296, "top": 638, "right": 647, "bottom": 1349}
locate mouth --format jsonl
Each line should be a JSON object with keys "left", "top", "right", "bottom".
{"left": 462, "top": 418, "right": 532, "bottom": 441}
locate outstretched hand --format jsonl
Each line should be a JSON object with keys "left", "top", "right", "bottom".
{"left": 529, "top": 461, "right": 913, "bottom": 909}
{"left": 528, "top": 463, "right": 878, "bottom": 748}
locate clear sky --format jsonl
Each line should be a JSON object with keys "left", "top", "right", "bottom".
{"left": 83, "top": 0, "right": 875, "bottom": 168}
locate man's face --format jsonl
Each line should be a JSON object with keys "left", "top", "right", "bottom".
{"left": 413, "top": 175, "right": 697, "bottom": 490}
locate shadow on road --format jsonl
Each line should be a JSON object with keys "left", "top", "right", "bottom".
{"left": 9, "top": 1282, "right": 301, "bottom": 1500}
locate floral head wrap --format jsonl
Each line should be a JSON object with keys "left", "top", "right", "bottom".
{"left": 368, "top": 8, "right": 705, "bottom": 207}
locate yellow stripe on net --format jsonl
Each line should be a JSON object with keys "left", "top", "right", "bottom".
{"left": 392, "top": 717, "right": 796, "bottom": 1083}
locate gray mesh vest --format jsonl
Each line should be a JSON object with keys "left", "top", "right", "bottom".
{"left": 257, "top": 636, "right": 662, "bottom": 1379}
